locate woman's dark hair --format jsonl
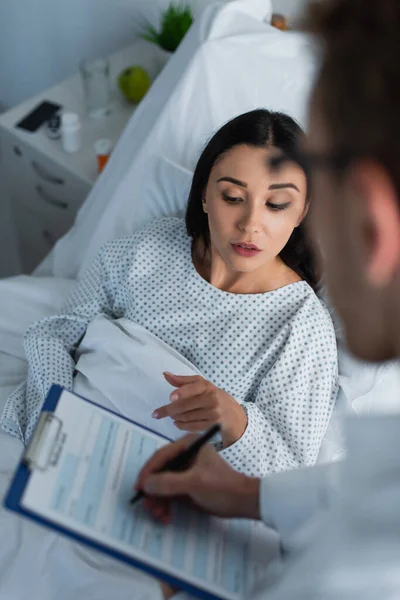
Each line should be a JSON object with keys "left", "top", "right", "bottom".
{"left": 185, "top": 109, "right": 317, "bottom": 289}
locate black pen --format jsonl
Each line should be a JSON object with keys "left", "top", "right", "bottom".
{"left": 130, "top": 424, "right": 221, "bottom": 505}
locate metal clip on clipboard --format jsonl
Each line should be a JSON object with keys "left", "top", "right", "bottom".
{"left": 22, "top": 412, "right": 63, "bottom": 471}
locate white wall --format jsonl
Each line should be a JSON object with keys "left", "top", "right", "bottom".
{"left": 0, "top": 0, "right": 305, "bottom": 109}
{"left": 0, "top": 0, "right": 223, "bottom": 109}
{"left": 0, "top": 0, "right": 164, "bottom": 108}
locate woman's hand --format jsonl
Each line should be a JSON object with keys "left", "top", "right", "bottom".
{"left": 152, "top": 373, "right": 247, "bottom": 448}
{"left": 135, "top": 434, "right": 261, "bottom": 522}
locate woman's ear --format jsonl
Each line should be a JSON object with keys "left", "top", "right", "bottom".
{"left": 354, "top": 161, "right": 400, "bottom": 287}
{"left": 202, "top": 195, "right": 208, "bottom": 213}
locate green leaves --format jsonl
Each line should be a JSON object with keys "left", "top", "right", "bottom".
{"left": 141, "top": 3, "right": 194, "bottom": 53}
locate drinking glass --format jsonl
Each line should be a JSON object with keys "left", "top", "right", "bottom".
{"left": 80, "top": 57, "right": 111, "bottom": 118}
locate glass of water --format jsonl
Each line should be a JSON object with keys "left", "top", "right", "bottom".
{"left": 80, "top": 57, "right": 111, "bottom": 118}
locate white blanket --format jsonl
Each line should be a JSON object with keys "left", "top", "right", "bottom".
{"left": 74, "top": 315, "right": 203, "bottom": 441}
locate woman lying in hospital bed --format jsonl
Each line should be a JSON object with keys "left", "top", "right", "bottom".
{"left": 1, "top": 109, "right": 338, "bottom": 477}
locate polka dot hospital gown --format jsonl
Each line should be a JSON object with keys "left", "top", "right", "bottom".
{"left": 1, "top": 218, "right": 338, "bottom": 477}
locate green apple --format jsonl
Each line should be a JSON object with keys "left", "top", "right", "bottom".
{"left": 118, "top": 66, "right": 151, "bottom": 103}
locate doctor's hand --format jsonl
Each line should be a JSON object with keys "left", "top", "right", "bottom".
{"left": 135, "top": 434, "right": 261, "bottom": 522}
{"left": 152, "top": 372, "right": 247, "bottom": 448}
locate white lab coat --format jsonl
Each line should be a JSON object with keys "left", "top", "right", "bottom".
{"left": 170, "top": 413, "right": 400, "bottom": 600}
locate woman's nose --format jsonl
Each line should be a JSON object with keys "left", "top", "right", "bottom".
{"left": 238, "top": 207, "right": 261, "bottom": 234}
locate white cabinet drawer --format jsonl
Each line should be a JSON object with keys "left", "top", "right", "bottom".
{"left": 0, "top": 128, "right": 92, "bottom": 272}
{"left": 11, "top": 204, "right": 55, "bottom": 273}
{"left": 0, "top": 129, "right": 91, "bottom": 214}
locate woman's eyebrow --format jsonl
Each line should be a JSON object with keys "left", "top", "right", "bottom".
{"left": 269, "top": 182, "right": 300, "bottom": 192}
{"left": 217, "top": 176, "right": 247, "bottom": 188}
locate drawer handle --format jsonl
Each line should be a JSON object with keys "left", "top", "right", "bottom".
{"left": 42, "top": 229, "right": 57, "bottom": 245}
{"left": 36, "top": 185, "right": 69, "bottom": 210}
{"left": 32, "top": 161, "right": 64, "bottom": 185}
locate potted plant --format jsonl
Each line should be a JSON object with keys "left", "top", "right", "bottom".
{"left": 140, "top": 2, "right": 194, "bottom": 68}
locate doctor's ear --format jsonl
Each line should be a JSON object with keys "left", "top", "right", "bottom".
{"left": 202, "top": 196, "right": 208, "bottom": 214}
{"left": 354, "top": 161, "right": 400, "bottom": 287}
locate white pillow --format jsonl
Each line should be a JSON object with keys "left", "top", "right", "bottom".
{"left": 111, "top": 155, "right": 193, "bottom": 233}
{"left": 41, "top": 2, "right": 316, "bottom": 279}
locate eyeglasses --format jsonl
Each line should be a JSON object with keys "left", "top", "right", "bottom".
{"left": 269, "top": 150, "right": 357, "bottom": 173}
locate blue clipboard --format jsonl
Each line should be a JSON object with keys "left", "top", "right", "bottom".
{"left": 4, "top": 385, "right": 225, "bottom": 600}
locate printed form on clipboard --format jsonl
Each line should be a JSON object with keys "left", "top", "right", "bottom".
{"left": 4, "top": 386, "right": 280, "bottom": 600}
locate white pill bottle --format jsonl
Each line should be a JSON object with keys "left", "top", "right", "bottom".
{"left": 61, "top": 112, "right": 82, "bottom": 153}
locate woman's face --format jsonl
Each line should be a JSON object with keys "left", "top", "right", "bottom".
{"left": 203, "top": 144, "right": 308, "bottom": 273}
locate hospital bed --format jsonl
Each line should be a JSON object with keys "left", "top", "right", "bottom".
{"left": 0, "top": 1, "right": 399, "bottom": 598}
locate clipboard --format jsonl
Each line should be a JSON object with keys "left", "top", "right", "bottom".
{"left": 4, "top": 385, "right": 279, "bottom": 600}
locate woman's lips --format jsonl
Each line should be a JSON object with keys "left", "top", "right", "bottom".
{"left": 231, "top": 243, "right": 262, "bottom": 258}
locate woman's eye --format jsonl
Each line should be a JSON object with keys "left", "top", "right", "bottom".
{"left": 267, "top": 201, "right": 291, "bottom": 212}
{"left": 222, "top": 193, "right": 243, "bottom": 204}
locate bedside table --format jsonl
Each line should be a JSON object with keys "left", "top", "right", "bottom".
{"left": 0, "top": 38, "right": 165, "bottom": 274}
